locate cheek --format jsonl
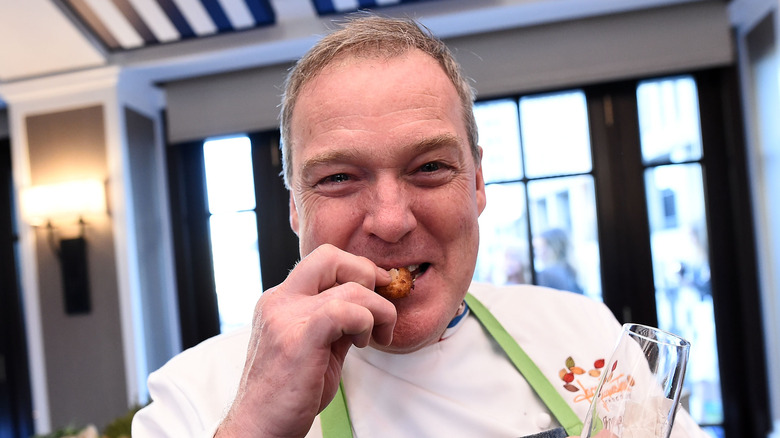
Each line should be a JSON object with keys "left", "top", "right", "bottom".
{"left": 297, "top": 197, "right": 364, "bottom": 254}
{"left": 418, "top": 183, "right": 480, "bottom": 235}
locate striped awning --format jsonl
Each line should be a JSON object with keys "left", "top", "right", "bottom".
{"left": 56, "top": 0, "right": 438, "bottom": 53}
{"left": 58, "top": 0, "right": 277, "bottom": 52}
{"left": 310, "top": 0, "right": 435, "bottom": 15}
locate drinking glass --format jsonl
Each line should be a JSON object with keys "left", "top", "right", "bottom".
{"left": 581, "top": 323, "right": 691, "bottom": 438}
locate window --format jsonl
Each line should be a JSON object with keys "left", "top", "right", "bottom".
{"left": 167, "top": 131, "right": 298, "bottom": 348}
{"left": 637, "top": 76, "right": 721, "bottom": 426}
{"left": 474, "top": 91, "right": 601, "bottom": 300}
{"left": 472, "top": 70, "right": 767, "bottom": 436}
{"left": 203, "top": 136, "right": 263, "bottom": 334}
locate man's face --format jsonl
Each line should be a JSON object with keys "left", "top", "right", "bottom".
{"left": 288, "top": 49, "right": 486, "bottom": 352}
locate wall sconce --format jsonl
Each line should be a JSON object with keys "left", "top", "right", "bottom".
{"left": 21, "top": 179, "right": 107, "bottom": 315}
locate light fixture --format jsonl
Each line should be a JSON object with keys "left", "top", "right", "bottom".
{"left": 21, "top": 179, "right": 107, "bottom": 315}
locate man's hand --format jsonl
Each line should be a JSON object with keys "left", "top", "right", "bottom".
{"left": 215, "top": 244, "right": 396, "bottom": 437}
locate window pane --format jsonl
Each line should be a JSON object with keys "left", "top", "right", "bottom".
{"left": 475, "top": 183, "right": 531, "bottom": 285}
{"left": 645, "top": 163, "right": 723, "bottom": 425}
{"left": 637, "top": 76, "right": 703, "bottom": 165}
{"left": 210, "top": 211, "right": 263, "bottom": 333}
{"left": 474, "top": 99, "right": 523, "bottom": 183}
{"left": 528, "top": 176, "right": 601, "bottom": 300}
{"left": 520, "top": 91, "right": 592, "bottom": 178}
{"left": 204, "top": 136, "right": 256, "bottom": 213}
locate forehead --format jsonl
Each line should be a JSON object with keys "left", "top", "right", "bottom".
{"left": 289, "top": 50, "right": 466, "bottom": 155}
{"left": 308, "top": 47, "right": 444, "bottom": 84}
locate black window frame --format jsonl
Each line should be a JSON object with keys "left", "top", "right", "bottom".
{"left": 476, "top": 66, "right": 769, "bottom": 436}
{"left": 0, "top": 136, "right": 35, "bottom": 438}
{"left": 166, "top": 130, "right": 298, "bottom": 350}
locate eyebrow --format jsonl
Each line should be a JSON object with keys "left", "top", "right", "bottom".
{"left": 300, "top": 148, "right": 362, "bottom": 178}
{"left": 300, "top": 133, "right": 465, "bottom": 176}
{"left": 413, "top": 133, "right": 464, "bottom": 155}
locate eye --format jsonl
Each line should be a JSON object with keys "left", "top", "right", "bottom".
{"left": 322, "top": 173, "right": 351, "bottom": 184}
{"left": 419, "top": 162, "right": 441, "bottom": 173}
{"left": 411, "top": 160, "right": 456, "bottom": 188}
{"left": 311, "top": 172, "right": 357, "bottom": 196}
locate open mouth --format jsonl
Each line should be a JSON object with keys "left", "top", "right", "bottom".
{"left": 375, "top": 263, "right": 430, "bottom": 300}
{"left": 408, "top": 263, "right": 430, "bottom": 281}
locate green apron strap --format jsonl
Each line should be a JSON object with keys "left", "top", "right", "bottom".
{"left": 320, "top": 381, "right": 352, "bottom": 438}
{"left": 465, "top": 292, "right": 583, "bottom": 436}
{"left": 320, "top": 293, "right": 584, "bottom": 437}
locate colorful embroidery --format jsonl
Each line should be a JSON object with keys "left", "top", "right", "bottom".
{"left": 558, "top": 356, "right": 605, "bottom": 395}
{"left": 560, "top": 356, "right": 638, "bottom": 407}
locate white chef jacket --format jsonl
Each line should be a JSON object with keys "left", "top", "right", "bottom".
{"left": 132, "top": 283, "right": 708, "bottom": 437}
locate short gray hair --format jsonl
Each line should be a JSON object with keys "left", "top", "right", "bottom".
{"left": 279, "top": 14, "right": 478, "bottom": 189}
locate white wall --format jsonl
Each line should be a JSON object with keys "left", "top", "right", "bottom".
{"left": 0, "top": 67, "right": 174, "bottom": 433}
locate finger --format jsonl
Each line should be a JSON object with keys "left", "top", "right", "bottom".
{"left": 374, "top": 267, "right": 392, "bottom": 287}
{"left": 287, "top": 244, "right": 388, "bottom": 295}
{"left": 317, "top": 336, "right": 355, "bottom": 413}
{"left": 317, "top": 283, "right": 396, "bottom": 346}
{"left": 310, "top": 300, "right": 377, "bottom": 348}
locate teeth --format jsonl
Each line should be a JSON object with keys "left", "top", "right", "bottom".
{"left": 406, "top": 264, "right": 425, "bottom": 280}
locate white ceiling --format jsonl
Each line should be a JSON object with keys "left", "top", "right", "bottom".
{"left": 0, "top": 0, "right": 104, "bottom": 82}
{"left": 0, "top": 0, "right": 704, "bottom": 96}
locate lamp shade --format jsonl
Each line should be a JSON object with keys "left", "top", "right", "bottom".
{"left": 21, "top": 180, "right": 107, "bottom": 226}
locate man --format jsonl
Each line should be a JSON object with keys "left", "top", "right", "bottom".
{"left": 132, "top": 15, "right": 707, "bottom": 438}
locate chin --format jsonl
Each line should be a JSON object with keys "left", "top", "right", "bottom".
{"left": 373, "top": 311, "right": 451, "bottom": 354}
{"left": 370, "top": 336, "right": 434, "bottom": 354}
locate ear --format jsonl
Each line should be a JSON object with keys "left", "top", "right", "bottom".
{"left": 289, "top": 192, "right": 300, "bottom": 236}
{"left": 475, "top": 146, "right": 487, "bottom": 215}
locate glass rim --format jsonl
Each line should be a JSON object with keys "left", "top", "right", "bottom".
{"left": 622, "top": 323, "right": 691, "bottom": 348}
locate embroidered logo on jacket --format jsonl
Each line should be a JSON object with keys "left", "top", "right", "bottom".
{"left": 557, "top": 356, "right": 606, "bottom": 402}
{"left": 559, "top": 356, "right": 636, "bottom": 407}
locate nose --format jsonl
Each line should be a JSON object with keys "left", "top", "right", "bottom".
{"left": 362, "top": 177, "right": 417, "bottom": 243}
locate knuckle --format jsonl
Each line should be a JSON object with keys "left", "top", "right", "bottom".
{"left": 311, "top": 243, "right": 339, "bottom": 260}
{"left": 337, "top": 281, "right": 370, "bottom": 300}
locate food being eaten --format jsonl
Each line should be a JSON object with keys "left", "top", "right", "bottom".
{"left": 376, "top": 267, "right": 414, "bottom": 299}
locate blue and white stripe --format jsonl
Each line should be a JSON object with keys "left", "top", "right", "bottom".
{"left": 58, "top": 0, "right": 436, "bottom": 52}
{"left": 59, "top": 0, "right": 276, "bottom": 51}
{"left": 311, "top": 0, "right": 425, "bottom": 15}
